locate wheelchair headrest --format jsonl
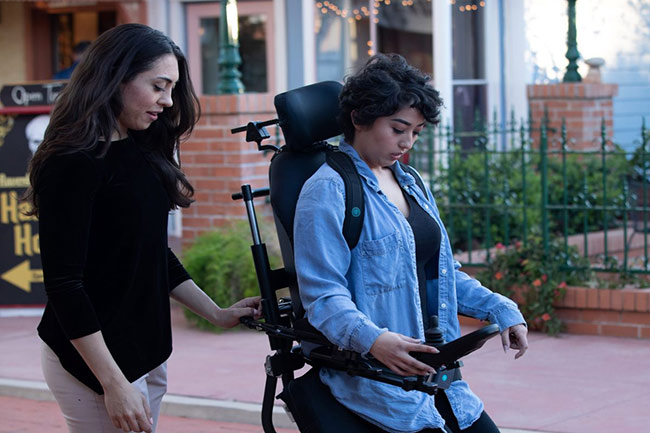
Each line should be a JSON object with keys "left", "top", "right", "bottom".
{"left": 274, "top": 81, "right": 343, "bottom": 151}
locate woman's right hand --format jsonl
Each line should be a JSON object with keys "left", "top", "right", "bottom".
{"left": 103, "top": 379, "right": 153, "bottom": 433}
{"left": 69, "top": 331, "right": 152, "bottom": 432}
{"left": 369, "top": 331, "right": 439, "bottom": 376}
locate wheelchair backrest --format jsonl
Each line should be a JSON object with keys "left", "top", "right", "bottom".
{"left": 270, "top": 81, "right": 343, "bottom": 320}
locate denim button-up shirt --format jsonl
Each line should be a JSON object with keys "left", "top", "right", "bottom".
{"left": 294, "top": 142, "right": 525, "bottom": 433}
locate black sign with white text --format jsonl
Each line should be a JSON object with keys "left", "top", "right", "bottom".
{"left": 0, "top": 82, "right": 64, "bottom": 108}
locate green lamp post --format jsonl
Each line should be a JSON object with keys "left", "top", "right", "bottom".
{"left": 563, "top": 0, "right": 582, "bottom": 82}
{"left": 217, "top": 0, "right": 245, "bottom": 94}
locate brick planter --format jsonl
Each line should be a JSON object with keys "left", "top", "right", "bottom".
{"left": 554, "top": 286, "right": 650, "bottom": 338}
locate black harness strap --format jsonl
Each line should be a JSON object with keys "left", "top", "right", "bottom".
{"left": 325, "top": 152, "right": 428, "bottom": 251}
{"left": 325, "top": 151, "right": 365, "bottom": 250}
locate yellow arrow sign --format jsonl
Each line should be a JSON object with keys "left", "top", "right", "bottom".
{"left": 1, "top": 260, "right": 43, "bottom": 293}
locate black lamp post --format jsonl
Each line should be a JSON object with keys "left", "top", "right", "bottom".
{"left": 563, "top": 0, "right": 582, "bottom": 82}
{"left": 217, "top": 0, "right": 245, "bottom": 94}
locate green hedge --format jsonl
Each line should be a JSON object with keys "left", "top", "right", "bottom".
{"left": 181, "top": 220, "right": 281, "bottom": 332}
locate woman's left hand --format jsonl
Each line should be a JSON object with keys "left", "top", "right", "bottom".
{"left": 215, "top": 296, "right": 263, "bottom": 328}
{"left": 500, "top": 323, "right": 528, "bottom": 359}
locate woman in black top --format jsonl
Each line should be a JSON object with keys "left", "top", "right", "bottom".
{"left": 24, "top": 24, "right": 261, "bottom": 433}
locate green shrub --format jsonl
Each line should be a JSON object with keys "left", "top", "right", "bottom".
{"left": 432, "top": 148, "right": 542, "bottom": 252}
{"left": 544, "top": 151, "right": 629, "bottom": 235}
{"left": 181, "top": 220, "right": 281, "bottom": 332}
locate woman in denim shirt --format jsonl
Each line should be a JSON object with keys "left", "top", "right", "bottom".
{"left": 294, "top": 54, "right": 529, "bottom": 433}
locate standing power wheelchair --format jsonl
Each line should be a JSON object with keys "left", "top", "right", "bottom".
{"left": 230, "top": 81, "right": 500, "bottom": 433}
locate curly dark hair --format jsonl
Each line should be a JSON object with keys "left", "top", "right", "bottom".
{"left": 338, "top": 53, "right": 443, "bottom": 143}
{"left": 24, "top": 23, "right": 200, "bottom": 216}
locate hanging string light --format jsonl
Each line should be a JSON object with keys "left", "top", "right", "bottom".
{"left": 315, "top": 0, "right": 486, "bottom": 59}
{"left": 456, "top": 0, "right": 486, "bottom": 12}
{"left": 316, "top": 0, "right": 485, "bottom": 21}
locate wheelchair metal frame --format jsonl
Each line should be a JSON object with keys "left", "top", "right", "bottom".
{"left": 231, "top": 119, "right": 499, "bottom": 433}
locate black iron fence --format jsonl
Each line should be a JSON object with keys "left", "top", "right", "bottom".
{"left": 409, "top": 116, "right": 650, "bottom": 275}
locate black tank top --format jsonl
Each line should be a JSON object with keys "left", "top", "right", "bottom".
{"left": 404, "top": 191, "right": 441, "bottom": 326}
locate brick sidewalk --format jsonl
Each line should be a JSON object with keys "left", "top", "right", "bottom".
{"left": 3, "top": 306, "right": 650, "bottom": 433}
{"left": 0, "top": 396, "right": 299, "bottom": 433}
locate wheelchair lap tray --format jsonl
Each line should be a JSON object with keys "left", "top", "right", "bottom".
{"left": 411, "top": 323, "right": 500, "bottom": 368}
{"left": 294, "top": 315, "right": 500, "bottom": 393}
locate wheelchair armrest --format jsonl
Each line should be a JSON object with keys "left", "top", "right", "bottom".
{"left": 411, "top": 323, "right": 500, "bottom": 368}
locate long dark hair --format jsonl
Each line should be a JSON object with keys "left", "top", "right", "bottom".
{"left": 338, "top": 53, "right": 442, "bottom": 144}
{"left": 24, "top": 23, "right": 200, "bottom": 215}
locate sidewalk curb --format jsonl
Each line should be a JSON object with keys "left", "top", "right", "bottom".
{"left": 0, "top": 378, "right": 53, "bottom": 402}
{"left": 0, "top": 378, "right": 546, "bottom": 433}
{"left": 0, "top": 377, "right": 295, "bottom": 428}
{"left": 160, "top": 394, "right": 294, "bottom": 428}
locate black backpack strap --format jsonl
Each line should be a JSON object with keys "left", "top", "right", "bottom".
{"left": 399, "top": 161, "right": 427, "bottom": 197}
{"left": 326, "top": 151, "right": 365, "bottom": 250}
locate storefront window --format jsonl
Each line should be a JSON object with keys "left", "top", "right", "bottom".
{"left": 377, "top": 0, "right": 432, "bottom": 75}
{"left": 314, "top": 0, "right": 369, "bottom": 81}
{"left": 314, "top": 0, "right": 432, "bottom": 81}
{"left": 453, "top": 84, "right": 487, "bottom": 133}
{"left": 187, "top": 2, "right": 274, "bottom": 95}
{"left": 51, "top": 11, "right": 115, "bottom": 77}
{"left": 452, "top": 0, "right": 487, "bottom": 147}
{"left": 199, "top": 15, "right": 268, "bottom": 93}
{"left": 452, "top": 0, "right": 485, "bottom": 79}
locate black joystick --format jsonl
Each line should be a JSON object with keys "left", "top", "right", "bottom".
{"left": 424, "top": 315, "right": 445, "bottom": 348}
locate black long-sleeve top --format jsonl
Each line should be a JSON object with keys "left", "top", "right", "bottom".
{"left": 36, "top": 136, "right": 191, "bottom": 394}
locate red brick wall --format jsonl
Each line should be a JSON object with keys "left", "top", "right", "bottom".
{"left": 555, "top": 287, "right": 650, "bottom": 338}
{"left": 459, "top": 286, "right": 650, "bottom": 339}
{"left": 527, "top": 83, "right": 618, "bottom": 150}
{"left": 179, "top": 93, "right": 278, "bottom": 245}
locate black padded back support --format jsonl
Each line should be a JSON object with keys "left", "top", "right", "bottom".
{"left": 269, "top": 149, "right": 327, "bottom": 318}
{"left": 270, "top": 81, "right": 343, "bottom": 319}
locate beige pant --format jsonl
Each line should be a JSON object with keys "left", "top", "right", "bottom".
{"left": 41, "top": 342, "right": 167, "bottom": 433}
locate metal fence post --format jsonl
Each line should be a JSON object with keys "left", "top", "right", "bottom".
{"left": 483, "top": 138, "right": 492, "bottom": 260}
{"left": 447, "top": 124, "right": 456, "bottom": 244}
{"left": 561, "top": 119, "right": 569, "bottom": 256}
{"left": 540, "top": 121, "right": 550, "bottom": 255}
{"left": 520, "top": 119, "right": 528, "bottom": 245}
{"left": 582, "top": 170, "right": 589, "bottom": 259}
{"left": 642, "top": 119, "right": 648, "bottom": 269}
{"left": 600, "top": 119, "right": 609, "bottom": 261}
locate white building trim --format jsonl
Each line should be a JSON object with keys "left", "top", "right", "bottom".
{"left": 504, "top": 0, "right": 527, "bottom": 124}
{"left": 274, "top": 0, "right": 288, "bottom": 92}
{"left": 484, "top": 0, "right": 501, "bottom": 123}
{"left": 301, "top": 0, "right": 316, "bottom": 85}
{"left": 432, "top": 0, "right": 453, "bottom": 126}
